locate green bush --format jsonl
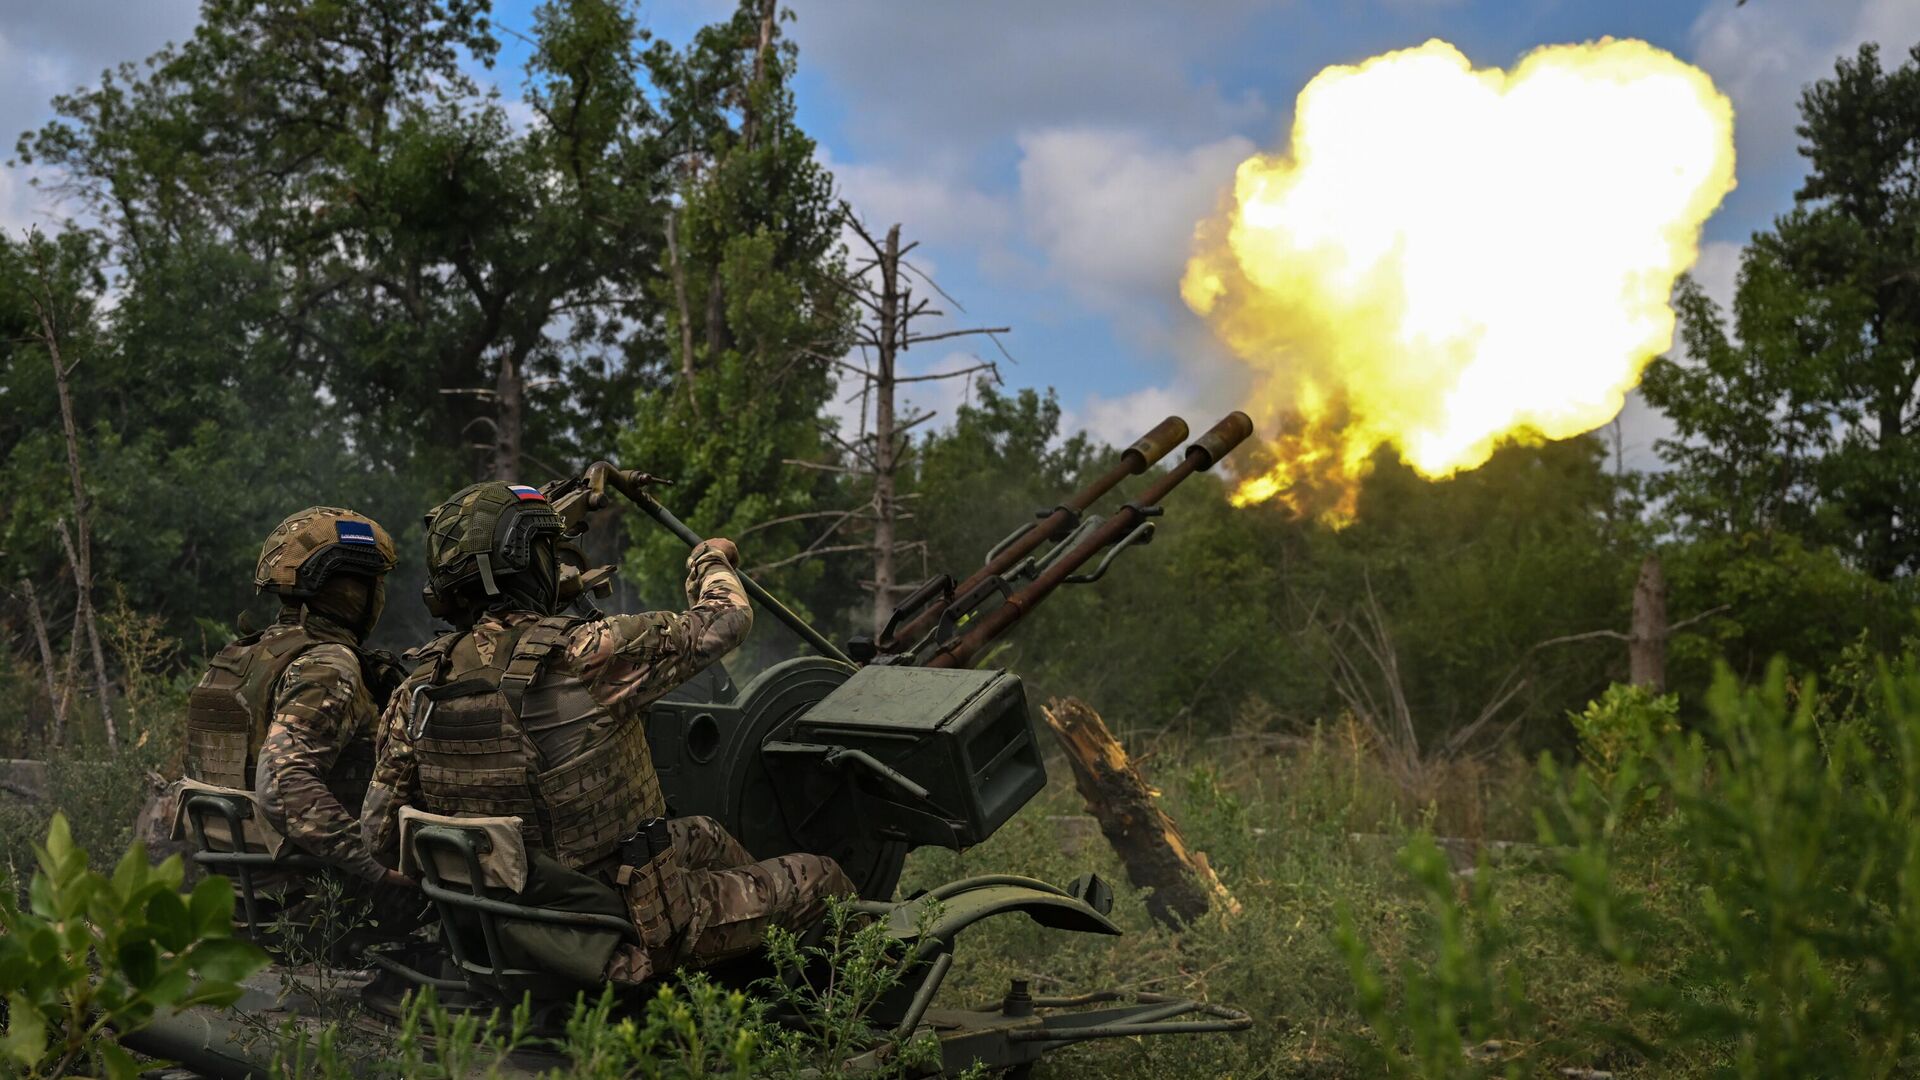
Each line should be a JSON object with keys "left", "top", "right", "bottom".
{"left": 1546, "top": 659, "right": 1920, "bottom": 1076}
{"left": 0, "top": 813, "right": 270, "bottom": 1079}
{"left": 267, "top": 897, "right": 948, "bottom": 1079}
{"left": 1344, "top": 655, "right": 1920, "bottom": 1077}
{"left": 1338, "top": 834, "right": 1532, "bottom": 1079}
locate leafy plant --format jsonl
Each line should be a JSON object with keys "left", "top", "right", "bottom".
{"left": 755, "top": 898, "right": 942, "bottom": 1077}
{"left": 562, "top": 979, "right": 766, "bottom": 1079}
{"left": 1538, "top": 658, "right": 1920, "bottom": 1077}
{"left": 1338, "top": 833, "right": 1533, "bottom": 1078}
{"left": 0, "top": 813, "right": 270, "bottom": 1079}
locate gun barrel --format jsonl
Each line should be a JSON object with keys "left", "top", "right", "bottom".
{"left": 926, "top": 411, "right": 1252, "bottom": 669}
{"left": 879, "top": 415, "right": 1189, "bottom": 652}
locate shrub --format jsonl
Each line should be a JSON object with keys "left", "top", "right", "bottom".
{"left": 0, "top": 813, "right": 270, "bottom": 1079}
{"left": 1545, "top": 659, "right": 1920, "bottom": 1076}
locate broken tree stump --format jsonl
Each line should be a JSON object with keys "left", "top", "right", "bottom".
{"left": 1040, "top": 696, "right": 1241, "bottom": 928}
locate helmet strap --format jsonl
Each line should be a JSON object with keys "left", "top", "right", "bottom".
{"left": 477, "top": 552, "right": 501, "bottom": 596}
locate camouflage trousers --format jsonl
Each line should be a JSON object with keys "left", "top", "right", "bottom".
{"left": 604, "top": 815, "right": 855, "bottom": 984}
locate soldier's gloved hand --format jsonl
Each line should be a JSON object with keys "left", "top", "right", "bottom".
{"left": 382, "top": 868, "right": 419, "bottom": 891}
{"left": 703, "top": 537, "right": 740, "bottom": 566}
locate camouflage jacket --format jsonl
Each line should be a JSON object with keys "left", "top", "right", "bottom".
{"left": 254, "top": 611, "right": 393, "bottom": 882}
{"left": 360, "top": 542, "right": 752, "bottom": 867}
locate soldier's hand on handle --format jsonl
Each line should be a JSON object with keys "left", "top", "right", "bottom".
{"left": 383, "top": 868, "right": 419, "bottom": 891}
{"left": 703, "top": 537, "right": 740, "bottom": 567}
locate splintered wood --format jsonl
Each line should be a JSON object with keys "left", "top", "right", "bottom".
{"left": 1040, "top": 696, "right": 1241, "bottom": 929}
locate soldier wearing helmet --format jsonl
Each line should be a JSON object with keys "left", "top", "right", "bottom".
{"left": 185, "top": 507, "right": 413, "bottom": 892}
{"left": 361, "top": 481, "right": 855, "bottom": 984}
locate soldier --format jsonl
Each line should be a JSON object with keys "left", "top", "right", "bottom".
{"left": 183, "top": 507, "right": 418, "bottom": 914}
{"left": 361, "top": 480, "right": 855, "bottom": 985}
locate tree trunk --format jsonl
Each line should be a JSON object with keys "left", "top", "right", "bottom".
{"left": 1628, "top": 552, "right": 1668, "bottom": 691}
{"left": 492, "top": 348, "right": 523, "bottom": 482}
{"left": 871, "top": 224, "right": 901, "bottom": 635}
{"left": 32, "top": 273, "right": 115, "bottom": 752}
{"left": 57, "top": 520, "right": 115, "bottom": 751}
{"left": 1040, "top": 697, "right": 1240, "bottom": 929}
{"left": 741, "top": 0, "right": 777, "bottom": 149}
{"left": 19, "top": 578, "right": 61, "bottom": 746}
{"left": 666, "top": 211, "right": 702, "bottom": 419}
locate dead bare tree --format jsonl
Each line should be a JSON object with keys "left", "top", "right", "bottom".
{"left": 22, "top": 230, "right": 115, "bottom": 751}
{"left": 1315, "top": 578, "right": 1528, "bottom": 799}
{"left": 16, "top": 578, "right": 61, "bottom": 745}
{"left": 769, "top": 212, "right": 1010, "bottom": 634}
{"left": 1537, "top": 552, "right": 1726, "bottom": 692}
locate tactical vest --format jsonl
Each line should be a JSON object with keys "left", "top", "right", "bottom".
{"left": 184, "top": 625, "right": 379, "bottom": 808}
{"left": 405, "top": 616, "right": 666, "bottom": 872}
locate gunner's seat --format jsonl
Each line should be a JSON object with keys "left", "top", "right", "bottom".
{"left": 397, "top": 807, "right": 637, "bottom": 1006}
{"left": 170, "top": 779, "right": 322, "bottom": 938}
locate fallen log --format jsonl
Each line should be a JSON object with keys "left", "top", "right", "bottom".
{"left": 1040, "top": 697, "right": 1240, "bottom": 929}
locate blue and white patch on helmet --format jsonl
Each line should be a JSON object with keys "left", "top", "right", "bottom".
{"left": 336, "top": 520, "right": 379, "bottom": 546}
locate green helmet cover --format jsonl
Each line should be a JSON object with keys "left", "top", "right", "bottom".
{"left": 423, "top": 482, "right": 566, "bottom": 604}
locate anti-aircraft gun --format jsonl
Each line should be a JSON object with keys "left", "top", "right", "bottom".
{"left": 143, "top": 412, "right": 1255, "bottom": 1078}
{"left": 546, "top": 411, "right": 1252, "bottom": 903}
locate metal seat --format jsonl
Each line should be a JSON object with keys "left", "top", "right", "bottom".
{"left": 400, "top": 811, "right": 637, "bottom": 1005}
{"left": 178, "top": 787, "right": 321, "bottom": 938}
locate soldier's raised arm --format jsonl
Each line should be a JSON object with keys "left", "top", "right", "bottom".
{"left": 568, "top": 538, "right": 752, "bottom": 707}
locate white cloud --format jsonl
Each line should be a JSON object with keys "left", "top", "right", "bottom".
{"left": 1613, "top": 388, "right": 1678, "bottom": 475}
{"left": 1, "top": 2, "right": 201, "bottom": 234}
{"left": 786, "top": 1, "right": 1273, "bottom": 170}
{"left": 1016, "top": 129, "right": 1254, "bottom": 315}
{"left": 1690, "top": 239, "right": 1744, "bottom": 316}
{"left": 823, "top": 149, "right": 1014, "bottom": 253}
{"left": 1690, "top": 0, "right": 1920, "bottom": 177}
{"left": 1063, "top": 384, "right": 1199, "bottom": 451}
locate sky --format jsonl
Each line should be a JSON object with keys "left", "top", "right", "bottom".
{"left": 5, "top": 0, "right": 1919, "bottom": 470}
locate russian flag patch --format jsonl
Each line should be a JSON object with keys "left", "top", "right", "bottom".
{"left": 508, "top": 485, "right": 546, "bottom": 502}
{"left": 336, "top": 520, "right": 378, "bottom": 546}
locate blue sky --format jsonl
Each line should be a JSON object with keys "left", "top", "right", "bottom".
{"left": 6, "top": 0, "right": 1919, "bottom": 465}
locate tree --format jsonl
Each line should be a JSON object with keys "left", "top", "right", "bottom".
{"left": 785, "top": 215, "right": 1006, "bottom": 635}
{"left": 1643, "top": 43, "right": 1920, "bottom": 576}
{"left": 618, "top": 1, "right": 855, "bottom": 622}
{"left": 19, "top": 0, "right": 665, "bottom": 492}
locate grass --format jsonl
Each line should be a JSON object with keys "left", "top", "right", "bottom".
{"left": 898, "top": 721, "right": 1549, "bottom": 1079}
{"left": 10, "top": 661, "right": 1917, "bottom": 1077}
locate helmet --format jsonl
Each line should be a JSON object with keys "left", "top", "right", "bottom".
{"left": 254, "top": 507, "right": 396, "bottom": 597}
{"left": 422, "top": 481, "right": 566, "bottom": 606}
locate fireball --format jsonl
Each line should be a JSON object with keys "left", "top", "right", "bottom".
{"left": 1183, "top": 38, "right": 1736, "bottom": 520}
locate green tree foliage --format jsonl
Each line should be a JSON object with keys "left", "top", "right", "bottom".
{"left": 2, "top": 0, "right": 856, "bottom": 662}
{"left": 1643, "top": 43, "right": 1920, "bottom": 577}
{"left": 619, "top": 1, "right": 854, "bottom": 617}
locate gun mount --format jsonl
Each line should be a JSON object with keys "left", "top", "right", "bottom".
{"left": 609, "top": 411, "right": 1254, "bottom": 902}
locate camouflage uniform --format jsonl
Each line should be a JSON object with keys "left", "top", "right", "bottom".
{"left": 252, "top": 613, "right": 387, "bottom": 882}
{"left": 362, "top": 486, "right": 854, "bottom": 983}
{"left": 185, "top": 506, "right": 398, "bottom": 881}
{"left": 602, "top": 814, "right": 850, "bottom": 984}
